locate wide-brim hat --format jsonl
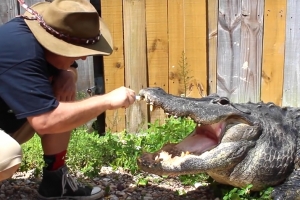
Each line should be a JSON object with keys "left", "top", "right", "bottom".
{"left": 23, "top": 0, "right": 113, "bottom": 57}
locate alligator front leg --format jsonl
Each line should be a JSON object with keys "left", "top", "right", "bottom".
{"left": 271, "top": 169, "right": 300, "bottom": 200}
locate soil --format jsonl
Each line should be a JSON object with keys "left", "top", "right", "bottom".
{"left": 0, "top": 166, "right": 217, "bottom": 200}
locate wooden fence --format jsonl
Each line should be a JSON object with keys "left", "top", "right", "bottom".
{"left": 1, "top": 0, "right": 300, "bottom": 133}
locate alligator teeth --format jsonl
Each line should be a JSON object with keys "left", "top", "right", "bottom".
{"left": 180, "top": 151, "right": 190, "bottom": 157}
{"left": 150, "top": 104, "right": 153, "bottom": 112}
{"left": 136, "top": 95, "right": 142, "bottom": 101}
{"left": 159, "top": 151, "right": 172, "bottom": 161}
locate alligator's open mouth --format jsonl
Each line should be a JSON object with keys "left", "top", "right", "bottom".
{"left": 138, "top": 116, "right": 252, "bottom": 175}
{"left": 137, "top": 89, "right": 255, "bottom": 175}
{"left": 175, "top": 122, "right": 226, "bottom": 155}
{"left": 141, "top": 120, "right": 232, "bottom": 162}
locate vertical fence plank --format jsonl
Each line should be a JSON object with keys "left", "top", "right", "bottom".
{"left": 208, "top": 0, "right": 218, "bottom": 94}
{"left": 168, "top": 0, "right": 185, "bottom": 96}
{"left": 282, "top": 0, "right": 300, "bottom": 107}
{"left": 237, "top": 0, "right": 264, "bottom": 103}
{"left": 146, "top": 0, "right": 169, "bottom": 124}
{"left": 184, "top": 0, "right": 207, "bottom": 98}
{"left": 261, "top": 0, "right": 286, "bottom": 105}
{"left": 0, "top": 0, "right": 19, "bottom": 25}
{"left": 76, "top": 58, "right": 95, "bottom": 93}
{"left": 217, "top": 0, "right": 242, "bottom": 102}
{"left": 101, "top": 0, "right": 126, "bottom": 132}
{"left": 123, "top": 0, "right": 148, "bottom": 133}
{"left": 19, "top": 0, "right": 41, "bottom": 14}
{"left": 217, "top": 0, "right": 264, "bottom": 103}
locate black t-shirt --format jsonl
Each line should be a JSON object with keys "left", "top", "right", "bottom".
{"left": 0, "top": 17, "right": 59, "bottom": 133}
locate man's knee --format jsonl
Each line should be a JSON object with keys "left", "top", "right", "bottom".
{"left": 0, "top": 131, "right": 22, "bottom": 181}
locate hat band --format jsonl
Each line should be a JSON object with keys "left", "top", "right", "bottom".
{"left": 17, "top": 0, "right": 101, "bottom": 45}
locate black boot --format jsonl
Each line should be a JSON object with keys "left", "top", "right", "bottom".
{"left": 37, "top": 165, "right": 103, "bottom": 199}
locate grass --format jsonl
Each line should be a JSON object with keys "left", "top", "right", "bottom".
{"left": 20, "top": 116, "right": 272, "bottom": 199}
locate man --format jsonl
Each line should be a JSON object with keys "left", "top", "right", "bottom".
{"left": 0, "top": 0, "right": 136, "bottom": 199}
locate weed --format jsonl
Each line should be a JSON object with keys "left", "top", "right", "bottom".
{"left": 178, "top": 51, "right": 193, "bottom": 97}
{"left": 179, "top": 174, "right": 209, "bottom": 186}
{"left": 223, "top": 184, "right": 253, "bottom": 200}
{"left": 136, "top": 176, "right": 149, "bottom": 186}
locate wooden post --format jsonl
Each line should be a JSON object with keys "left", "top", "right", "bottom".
{"left": 101, "top": 0, "right": 126, "bottom": 132}
{"left": 217, "top": 0, "right": 242, "bottom": 102}
{"left": 0, "top": 0, "right": 19, "bottom": 25}
{"left": 19, "top": 0, "right": 41, "bottom": 14}
{"left": 146, "top": 0, "right": 169, "bottom": 124}
{"left": 237, "top": 0, "right": 264, "bottom": 103}
{"left": 282, "top": 0, "right": 300, "bottom": 107}
{"left": 217, "top": 0, "right": 264, "bottom": 103}
{"left": 261, "top": 0, "right": 286, "bottom": 106}
{"left": 184, "top": 0, "right": 207, "bottom": 98}
{"left": 168, "top": 0, "right": 185, "bottom": 96}
{"left": 123, "top": 0, "right": 148, "bottom": 133}
{"left": 207, "top": 0, "right": 218, "bottom": 94}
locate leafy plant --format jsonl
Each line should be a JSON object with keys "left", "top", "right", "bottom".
{"left": 20, "top": 134, "right": 43, "bottom": 173}
{"left": 178, "top": 51, "right": 193, "bottom": 97}
{"left": 136, "top": 176, "right": 149, "bottom": 186}
{"left": 179, "top": 174, "right": 209, "bottom": 186}
{"left": 76, "top": 90, "right": 88, "bottom": 100}
{"left": 20, "top": 117, "right": 273, "bottom": 199}
{"left": 223, "top": 184, "right": 253, "bottom": 200}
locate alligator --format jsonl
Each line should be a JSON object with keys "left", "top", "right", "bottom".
{"left": 137, "top": 87, "right": 300, "bottom": 200}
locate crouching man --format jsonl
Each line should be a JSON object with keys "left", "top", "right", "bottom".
{"left": 0, "top": 0, "right": 136, "bottom": 199}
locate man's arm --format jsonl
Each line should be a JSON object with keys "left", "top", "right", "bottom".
{"left": 27, "top": 86, "right": 135, "bottom": 134}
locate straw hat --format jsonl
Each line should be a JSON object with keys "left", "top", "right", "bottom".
{"left": 22, "top": 0, "right": 113, "bottom": 57}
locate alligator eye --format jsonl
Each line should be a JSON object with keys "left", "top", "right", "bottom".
{"left": 218, "top": 97, "right": 230, "bottom": 105}
{"left": 211, "top": 97, "right": 230, "bottom": 105}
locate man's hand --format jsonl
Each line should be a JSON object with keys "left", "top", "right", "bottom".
{"left": 104, "top": 86, "right": 136, "bottom": 109}
{"left": 52, "top": 68, "right": 77, "bottom": 102}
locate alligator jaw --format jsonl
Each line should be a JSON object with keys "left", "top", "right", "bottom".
{"left": 137, "top": 136, "right": 256, "bottom": 176}
{"left": 137, "top": 118, "right": 252, "bottom": 175}
{"left": 137, "top": 87, "right": 256, "bottom": 176}
{"left": 137, "top": 122, "right": 226, "bottom": 175}
{"left": 138, "top": 87, "right": 253, "bottom": 125}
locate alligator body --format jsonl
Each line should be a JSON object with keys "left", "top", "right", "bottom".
{"left": 137, "top": 87, "right": 300, "bottom": 200}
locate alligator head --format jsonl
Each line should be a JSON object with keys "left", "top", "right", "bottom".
{"left": 137, "top": 87, "right": 298, "bottom": 192}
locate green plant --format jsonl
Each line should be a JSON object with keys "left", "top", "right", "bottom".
{"left": 176, "top": 189, "right": 187, "bottom": 196}
{"left": 210, "top": 182, "right": 272, "bottom": 200}
{"left": 223, "top": 184, "right": 253, "bottom": 200}
{"left": 258, "top": 187, "right": 273, "bottom": 200}
{"left": 20, "top": 134, "right": 43, "bottom": 173}
{"left": 20, "top": 117, "right": 273, "bottom": 200}
{"left": 76, "top": 90, "right": 87, "bottom": 100}
{"left": 143, "top": 116, "right": 195, "bottom": 153}
{"left": 179, "top": 174, "right": 209, "bottom": 186}
{"left": 136, "top": 176, "right": 149, "bottom": 186}
{"left": 178, "top": 51, "right": 193, "bottom": 97}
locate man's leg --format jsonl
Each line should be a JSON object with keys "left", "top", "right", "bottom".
{"left": 0, "top": 130, "right": 22, "bottom": 181}
{"left": 37, "top": 132, "right": 103, "bottom": 200}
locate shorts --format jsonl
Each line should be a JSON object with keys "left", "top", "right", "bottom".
{"left": 0, "top": 121, "right": 35, "bottom": 181}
